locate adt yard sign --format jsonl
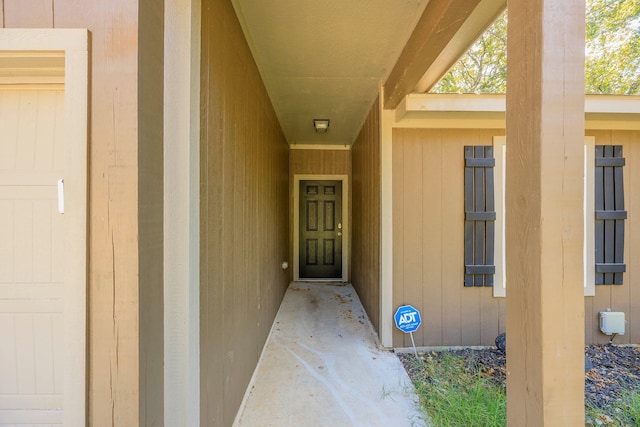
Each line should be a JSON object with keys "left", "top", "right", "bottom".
{"left": 394, "top": 305, "right": 422, "bottom": 333}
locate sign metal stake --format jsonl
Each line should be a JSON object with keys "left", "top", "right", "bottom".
{"left": 409, "top": 331, "right": 418, "bottom": 359}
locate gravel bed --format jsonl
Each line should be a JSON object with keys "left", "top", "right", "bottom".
{"left": 400, "top": 344, "right": 640, "bottom": 425}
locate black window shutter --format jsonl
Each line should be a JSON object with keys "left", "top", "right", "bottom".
{"left": 595, "top": 145, "right": 626, "bottom": 285}
{"left": 464, "top": 146, "right": 496, "bottom": 287}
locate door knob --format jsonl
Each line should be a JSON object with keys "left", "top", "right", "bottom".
{"left": 337, "top": 231, "right": 342, "bottom": 237}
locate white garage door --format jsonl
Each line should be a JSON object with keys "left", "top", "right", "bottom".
{"left": 0, "top": 89, "right": 65, "bottom": 426}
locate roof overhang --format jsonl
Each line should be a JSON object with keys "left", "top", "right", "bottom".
{"left": 393, "top": 93, "right": 640, "bottom": 130}
{"left": 383, "top": 0, "right": 507, "bottom": 109}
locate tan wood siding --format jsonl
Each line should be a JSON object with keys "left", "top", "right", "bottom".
{"left": 138, "top": 0, "right": 165, "bottom": 424}
{"left": 200, "top": 1, "right": 290, "bottom": 426}
{"left": 585, "top": 130, "right": 640, "bottom": 345}
{"left": 3, "top": 0, "right": 53, "bottom": 28}
{"left": 392, "top": 128, "right": 506, "bottom": 347}
{"left": 351, "top": 98, "right": 381, "bottom": 331}
{"left": 289, "top": 149, "right": 351, "bottom": 279}
{"left": 393, "top": 128, "right": 640, "bottom": 347}
{"left": 290, "top": 149, "right": 351, "bottom": 175}
{"left": 2, "top": 1, "right": 153, "bottom": 424}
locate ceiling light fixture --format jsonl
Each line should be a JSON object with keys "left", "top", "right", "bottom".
{"left": 313, "top": 119, "right": 330, "bottom": 133}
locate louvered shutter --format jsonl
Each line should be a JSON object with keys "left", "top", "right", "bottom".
{"left": 595, "top": 145, "right": 626, "bottom": 285}
{"left": 464, "top": 146, "right": 496, "bottom": 287}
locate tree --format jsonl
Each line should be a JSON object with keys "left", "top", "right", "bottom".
{"left": 433, "top": 11, "right": 507, "bottom": 94}
{"left": 431, "top": 0, "right": 640, "bottom": 95}
{"left": 585, "top": 0, "right": 640, "bottom": 94}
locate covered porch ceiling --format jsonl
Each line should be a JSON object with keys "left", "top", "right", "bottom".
{"left": 231, "top": 0, "right": 506, "bottom": 147}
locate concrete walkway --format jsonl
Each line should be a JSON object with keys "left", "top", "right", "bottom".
{"left": 234, "top": 282, "right": 427, "bottom": 427}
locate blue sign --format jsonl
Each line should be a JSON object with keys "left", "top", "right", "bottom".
{"left": 394, "top": 305, "right": 422, "bottom": 333}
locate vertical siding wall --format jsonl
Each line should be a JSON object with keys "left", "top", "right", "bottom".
{"left": 392, "top": 128, "right": 640, "bottom": 347}
{"left": 200, "top": 1, "right": 290, "bottom": 426}
{"left": 2, "top": 1, "right": 160, "bottom": 424}
{"left": 289, "top": 149, "right": 351, "bottom": 175}
{"left": 351, "top": 98, "right": 381, "bottom": 331}
{"left": 392, "top": 128, "right": 506, "bottom": 347}
{"left": 289, "top": 149, "right": 351, "bottom": 279}
{"left": 138, "top": 0, "right": 165, "bottom": 424}
{"left": 585, "top": 130, "right": 640, "bottom": 345}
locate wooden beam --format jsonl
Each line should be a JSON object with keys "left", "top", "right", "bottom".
{"left": 383, "top": 0, "right": 506, "bottom": 110}
{"left": 505, "top": 0, "right": 585, "bottom": 424}
{"left": 394, "top": 94, "right": 640, "bottom": 129}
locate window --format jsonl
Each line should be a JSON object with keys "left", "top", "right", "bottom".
{"left": 464, "top": 146, "right": 496, "bottom": 287}
{"left": 594, "top": 145, "right": 626, "bottom": 285}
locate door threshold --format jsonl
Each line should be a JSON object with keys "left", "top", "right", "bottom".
{"left": 294, "top": 279, "right": 349, "bottom": 286}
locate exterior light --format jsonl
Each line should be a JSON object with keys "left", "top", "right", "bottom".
{"left": 313, "top": 119, "right": 330, "bottom": 133}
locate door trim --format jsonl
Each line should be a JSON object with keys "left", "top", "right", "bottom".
{"left": 0, "top": 29, "right": 89, "bottom": 425}
{"left": 294, "top": 174, "right": 349, "bottom": 282}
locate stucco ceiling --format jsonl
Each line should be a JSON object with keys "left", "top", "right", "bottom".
{"left": 231, "top": 0, "right": 429, "bottom": 147}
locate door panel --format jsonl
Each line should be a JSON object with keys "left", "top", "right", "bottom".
{"left": 300, "top": 180, "right": 342, "bottom": 278}
{"left": 0, "top": 90, "right": 64, "bottom": 425}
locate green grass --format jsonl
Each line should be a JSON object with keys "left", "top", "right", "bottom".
{"left": 586, "top": 388, "right": 640, "bottom": 426}
{"left": 406, "top": 352, "right": 506, "bottom": 427}
{"left": 624, "top": 390, "right": 640, "bottom": 424}
{"left": 404, "top": 351, "right": 640, "bottom": 427}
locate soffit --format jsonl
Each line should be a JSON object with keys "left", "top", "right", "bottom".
{"left": 232, "top": 0, "right": 429, "bottom": 146}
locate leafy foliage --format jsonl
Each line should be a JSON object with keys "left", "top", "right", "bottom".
{"left": 434, "top": 12, "right": 507, "bottom": 94}
{"left": 585, "top": 0, "right": 640, "bottom": 94}
{"left": 431, "top": 0, "right": 640, "bottom": 95}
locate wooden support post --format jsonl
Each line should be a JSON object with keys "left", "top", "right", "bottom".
{"left": 505, "top": 0, "right": 585, "bottom": 424}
